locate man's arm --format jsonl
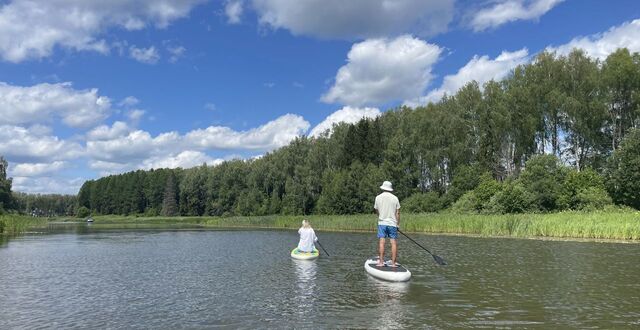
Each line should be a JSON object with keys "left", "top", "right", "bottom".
{"left": 396, "top": 209, "right": 400, "bottom": 228}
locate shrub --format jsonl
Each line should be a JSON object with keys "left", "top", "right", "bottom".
{"left": 76, "top": 206, "right": 91, "bottom": 218}
{"left": 403, "top": 192, "right": 445, "bottom": 213}
{"left": 574, "top": 187, "right": 613, "bottom": 211}
{"left": 451, "top": 191, "right": 477, "bottom": 213}
{"left": 519, "top": 155, "right": 567, "bottom": 211}
{"left": 487, "top": 181, "right": 535, "bottom": 214}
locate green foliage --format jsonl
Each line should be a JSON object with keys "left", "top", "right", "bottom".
{"left": 76, "top": 206, "right": 91, "bottom": 218}
{"left": 559, "top": 168, "right": 611, "bottom": 210}
{"left": 402, "top": 192, "right": 445, "bottom": 213}
{"left": 518, "top": 155, "right": 567, "bottom": 211}
{"left": 606, "top": 128, "right": 640, "bottom": 209}
{"left": 0, "top": 156, "right": 13, "bottom": 212}
{"left": 487, "top": 181, "right": 535, "bottom": 214}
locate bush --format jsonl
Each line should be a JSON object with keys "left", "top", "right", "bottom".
{"left": 487, "top": 181, "right": 535, "bottom": 214}
{"left": 574, "top": 187, "right": 613, "bottom": 211}
{"left": 559, "top": 168, "right": 612, "bottom": 210}
{"left": 403, "top": 192, "right": 445, "bottom": 213}
{"left": 451, "top": 191, "right": 477, "bottom": 213}
{"left": 519, "top": 155, "right": 567, "bottom": 211}
{"left": 76, "top": 206, "right": 91, "bottom": 218}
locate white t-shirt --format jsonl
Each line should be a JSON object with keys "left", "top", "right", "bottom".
{"left": 297, "top": 227, "right": 318, "bottom": 252}
{"left": 374, "top": 191, "right": 401, "bottom": 227}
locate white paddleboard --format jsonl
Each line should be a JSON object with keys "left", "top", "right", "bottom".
{"left": 364, "top": 257, "right": 411, "bottom": 282}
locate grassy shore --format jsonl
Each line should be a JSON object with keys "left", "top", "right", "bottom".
{"left": 77, "top": 210, "right": 640, "bottom": 241}
{"left": 0, "top": 215, "right": 49, "bottom": 236}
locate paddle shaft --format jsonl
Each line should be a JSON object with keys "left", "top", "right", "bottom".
{"left": 397, "top": 229, "right": 446, "bottom": 265}
{"left": 316, "top": 240, "right": 330, "bottom": 257}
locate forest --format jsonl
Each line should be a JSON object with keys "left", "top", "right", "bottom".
{"left": 3, "top": 48, "right": 640, "bottom": 217}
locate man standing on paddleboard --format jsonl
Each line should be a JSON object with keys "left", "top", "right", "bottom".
{"left": 374, "top": 181, "right": 401, "bottom": 267}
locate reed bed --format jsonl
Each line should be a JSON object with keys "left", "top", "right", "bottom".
{"left": 85, "top": 210, "right": 640, "bottom": 241}
{"left": 0, "top": 215, "right": 49, "bottom": 235}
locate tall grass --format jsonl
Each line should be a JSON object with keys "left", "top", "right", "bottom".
{"left": 85, "top": 211, "right": 640, "bottom": 240}
{"left": 0, "top": 215, "right": 49, "bottom": 235}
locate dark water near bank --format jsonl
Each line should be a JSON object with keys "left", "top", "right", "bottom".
{"left": 1, "top": 224, "right": 639, "bottom": 329}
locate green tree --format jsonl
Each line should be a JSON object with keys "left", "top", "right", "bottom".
{"left": 606, "top": 128, "right": 640, "bottom": 209}
{"left": 0, "top": 156, "right": 13, "bottom": 212}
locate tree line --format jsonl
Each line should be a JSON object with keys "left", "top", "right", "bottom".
{"left": 75, "top": 48, "right": 640, "bottom": 216}
{"left": 2, "top": 48, "right": 640, "bottom": 217}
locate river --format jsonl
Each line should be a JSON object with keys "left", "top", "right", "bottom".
{"left": 1, "top": 224, "right": 638, "bottom": 329}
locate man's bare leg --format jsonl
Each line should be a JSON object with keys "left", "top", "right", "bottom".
{"left": 378, "top": 238, "right": 385, "bottom": 266}
{"left": 390, "top": 239, "right": 397, "bottom": 267}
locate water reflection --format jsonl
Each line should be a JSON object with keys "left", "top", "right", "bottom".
{"left": 367, "top": 276, "right": 410, "bottom": 328}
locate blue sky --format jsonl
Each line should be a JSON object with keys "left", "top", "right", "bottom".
{"left": 1, "top": 0, "right": 639, "bottom": 194}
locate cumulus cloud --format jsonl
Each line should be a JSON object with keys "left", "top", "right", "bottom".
{"left": 10, "top": 161, "right": 67, "bottom": 177}
{"left": 322, "top": 35, "right": 442, "bottom": 106}
{"left": 86, "top": 121, "right": 132, "bottom": 141}
{"left": 0, "top": 125, "right": 83, "bottom": 163}
{"left": 185, "top": 113, "right": 310, "bottom": 150}
{"left": 142, "top": 151, "right": 224, "bottom": 170}
{"left": 119, "top": 96, "right": 140, "bottom": 107}
{"left": 11, "top": 176, "right": 85, "bottom": 195}
{"left": 469, "top": 0, "right": 564, "bottom": 32}
{"left": 547, "top": 19, "right": 640, "bottom": 60}
{"left": 84, "top": 113, "right": 309, "bottom": 173}
{"left": 310, "top": 106, "right": 381, "bottom": 137}
{"left": 0, "top": 0, "right": 205, "bottom": 62}
{"left": 253, "top": 0, "right": 454, "bottom": 39}
{"left": 406, "top": 48, "right": 530, "bottom": 106}
{"left": 129, "top": 45, "right": 160, "bottom": 64}
{"left": 225, "top": 0, "right": 244, "bottom": 24}
{"left": 0, "top": 82, "right": 111, "bottom": 128}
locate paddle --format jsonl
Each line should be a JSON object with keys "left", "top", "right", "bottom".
{"left": 316, "top": 240, "right": 330, "bottom": 257}
{"left": 398, "top": 229, "right": 447, "bottom": 265}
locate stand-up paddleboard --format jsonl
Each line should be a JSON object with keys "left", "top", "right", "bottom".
{"left": 291, "top": 248, "right": 319, "bottom": 260}
{"left": 364, "top": 257, "right": 411, "bottom": 282}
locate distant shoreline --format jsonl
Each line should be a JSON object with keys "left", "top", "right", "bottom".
{"left": 40, "top": 211, "right": 640, "bottom": 242}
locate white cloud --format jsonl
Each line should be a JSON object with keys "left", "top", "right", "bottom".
{"left": 252, "top": 0, "right": 454, "bottom": 39}
{"left": 87, "top": 130, "right": 182, "bottom": 163}
{"left": 167, "top": 45, "right": 186, "bottom": 63}
{"left": 0, "top": 0, "right": 205, "bottom": 62}
{"left": 84, "top": 114, "right": 309, "bottom": 173}
{"left": 225, "top": 0, "right": 244, "bottom": 24}
{"left": 0, "top": 125, "right": 83, "bottom": 163}
{"left": 310, "top": 106, "right": 381, "bottom": 137}
{"left": 119, "top": 96, "right": 139, "bottom": 107}
{"left": 407, "top": 48, "right": 530, "bottom": 106}
{"left": 470, "top": 0, "right": 564, "bottom": 32}
{"left": 0, "top": 82, "right": 111, "bottom": 128}
{"left": 322, "top": 35, "right": 442, "bottom": 106}
{"left": 10, "top": 161, "right": 67, "bottom": 177}
{"left": 185, "top": 113, "right": 310, "bottom": 150}
{"left": 547, "top": 19, "right": 640, "bottom": 60}
{"left": 142, "top": 151, "right": 224, "bottom": 170}
{"left": 11, "top": 176, "right": 85, "bottom": 195}
{"left": 127, "top": 109, "right": 146, "bottom": 122}
{"left": 86, "top": 121, "right": 132, "bottom": 141}
{"left": 129, "top": 45, "right": 160, "bottom": 64}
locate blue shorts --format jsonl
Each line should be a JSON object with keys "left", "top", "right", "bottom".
{"left": 377, "top": 225, "right": 398, "bottom": 239}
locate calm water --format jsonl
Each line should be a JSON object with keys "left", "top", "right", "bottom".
{"left": 1, "top": 224, "right": 639, "bottom": 329}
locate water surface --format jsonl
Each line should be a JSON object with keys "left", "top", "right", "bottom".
{"left": 1, "top": 224, "right": 638, "bottom": 329}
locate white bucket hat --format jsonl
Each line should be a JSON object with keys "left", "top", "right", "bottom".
{"left": 380, "top": 181, "right": 393, "bottom": 191}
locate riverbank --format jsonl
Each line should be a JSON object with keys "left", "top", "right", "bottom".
{"left": 59, "top": 210, "right": 640, "bottom": 241}
{"left": 0, "top": 215, "right": 49, "bottom": 236}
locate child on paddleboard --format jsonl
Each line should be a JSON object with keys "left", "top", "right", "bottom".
{"left": 297, "top": 219, "right": 318, "bottom": 253}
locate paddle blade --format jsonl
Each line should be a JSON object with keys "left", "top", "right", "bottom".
{"left": 432, "top": 254, "right": 447, "bottom": 266}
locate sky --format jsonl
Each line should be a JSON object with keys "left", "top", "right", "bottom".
{"left": 1, "top": 0, "right": 639, "bottom": 195}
